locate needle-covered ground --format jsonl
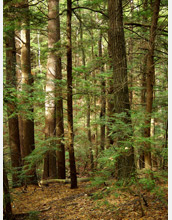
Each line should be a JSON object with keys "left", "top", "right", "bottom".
{"left": 12, "top": 178, "right": 168, "bottom": 220}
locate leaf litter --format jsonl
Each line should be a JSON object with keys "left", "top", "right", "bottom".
{"left": 12, "top": 180, "right": 168, "bottom": 220}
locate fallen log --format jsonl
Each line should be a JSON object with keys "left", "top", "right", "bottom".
{"left": 40, "top": 177, "right": 90, "bottom": 185}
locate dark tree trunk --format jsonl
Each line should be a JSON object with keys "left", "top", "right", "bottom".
{"left": 99, "top": 30, "right": 106, "bottom": 151}
{"left": 67, "top": 0, "right": 77, "bottom": 189}
{"left": 56, "top": 0, "right": 66, "bottom": 179}
{"left": 139, "top": 0, "right": 148, "bottom": 169}
{"left": 108, "top": 0, "right": 135, "bottom": 179}
{"left": 5, "top": 18, "right": 22, "bottom": 187}
{"left": 144, "top": 0, "right": 160, "bottom": 169}
{"left": 3, "top": 163, "right": 13, "bottom": 220}
{"left": 20, "top": 0, "right": 37, "bottom": 184}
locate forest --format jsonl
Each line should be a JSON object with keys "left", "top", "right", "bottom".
{"left": 3, "top": 0, "right": 168, "bottom": 219}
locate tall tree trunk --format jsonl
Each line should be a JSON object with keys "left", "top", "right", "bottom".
{"left": 108, "top": 0, "right": 135, "bottom": 179}
{"left": 20, "top": 0, "right": 37, "bottom": 185}
{"left": 106, "top": 24, "right": 114, "bottom": 149}
{"left": 144, "top": 0, "right": 160, "bottom": 169}
{"left": 43, "top": 0, "right": 63, "bottom": 179}
{"left": 139, "top": 0, "right": 148, "bottom": 169}
{"left": 15, "top": 29, "right": 25, "bottom": 171}
{"left": 3, "top": 162, "right": 13, "bottom": 220}
{"left": 5, "top": 16, "right": 21, "bottom": 187}
{"left": 56, "top": 0, "right": 66, "bottom": 179}
{"left": 67, "top": 0, "right": 77, "bottom": 189}
{"left": 99, "top": 30, "right": 106, "bottom": 151}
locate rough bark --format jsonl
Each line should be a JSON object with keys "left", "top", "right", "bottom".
{"left": 5, "top": 17, "right": 22, "bottom": 187}
{"left": 139, "top": 0, "right": 148, "bottom": 169}
{"left": 67, "top": 0, "right": 77, "bottom": 189}
{"left": 20, "top": 0, "right": 37, "bottom": 185}
{"left": 144, "top": 0, "right": 160, "bottom": 169}
{"left": 3, "top": 163, "right": 13, "bottom": 220}
{"left": 108, "top": 0, "right": 135, "bottom": 179}
{"left": 43, "top": 0, "right": 62, "bottom": 179}
{"left": 99, "top": 30, "right": 106, "bottom": 151}
{"left": 56, "top": 0, "right": 66, "bottom": 179}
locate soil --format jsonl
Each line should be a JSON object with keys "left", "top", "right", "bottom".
{"left": 11, "top": 180, "right": 168, "bottom": 220}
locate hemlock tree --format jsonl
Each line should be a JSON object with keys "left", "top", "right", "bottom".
{"left": 108, "top": 0, "right": 135, "bottom": 179}
{"left": 3, "top": 163, "right": 13, "bottom": 220}
{"left": 20, "top": 0, "right": 37, "bottom": 185}
{"left": 99, "top": 30, "right": 106, "bottom": 152}
{"left": 4, "top": 1, "right": 22, "bottom": 187}
{"left": 144, "top": 0, "right": 161, "bottom": 169}
{"left": 67, "top": 0, "right": 77, "bottom": 189}
{"left": 43, "top": 0, "right": 60, "bottom": 179}
{"left": 56, "top": 0, "right": 66, "bottom": 179}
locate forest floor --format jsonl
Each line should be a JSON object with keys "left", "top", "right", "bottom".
{"left": 12, "top": 178, "right": 168, "bottom": 220}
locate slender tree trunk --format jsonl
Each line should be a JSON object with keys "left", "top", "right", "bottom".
{"left": 37, "top": 31, "right": 42, "bottom": 73}
{"left": 3, "top": 163, "right": 13, "bottom": 220}
{"left": 67, "top": 0, "right": 77, "bottom": 188}
{"left": 144, "top": 0, "right": 160, "bottom": 169}
{"left": 139, "top": 0, "right": 148, "bottom": 169}
{"left": 128, "top": 0, "right": 134, "bottom": 106}
{"left": 20, "top": 0, "right": 37, "bottom": 185}
{"left": 56, "top": 0, "right": 66, "bottom": 179}
{"left": 108, "top": 0, "right": 135, "bottom": 179}
{"left": 106, "top": 26, "right": 114, "bottom": 149}
{"left": 99, "top": 30, "right": 106, "bottom": 151}
{"left": 5, "top": 20, "right": 22, "bottom": 187}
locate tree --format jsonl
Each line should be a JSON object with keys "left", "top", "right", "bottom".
{"left": 56, "top": 0, "right": 66, "bottom": 179}
{"left": 19, "top": 0, "right": 37, "bottom": 184}
{"left": 144, "top": 0, "right": 161, "bottom": 169}
{"left": 43, "top": 0, "right": 60, "bottom": 179}
{"left": 3, "top": 163, "right": 13, "bottom": 220}
{"left": 108, "top": 0, "right": 135, "bottom": 179}
{"left": 4, "top": 1, "right": 22, "bottom": 187}
{"left": 99, "top": 30, "right": 106, "bottom": 151}
{"left": 67, "top": 0, "right": 77, "bottom": 189}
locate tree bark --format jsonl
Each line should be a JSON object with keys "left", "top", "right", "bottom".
{"left": 67, "top": 0, "right": 77, "bottom": 188}
{"left": 139, "top": 0, "right": 148, "bottom": 169}
{"left": 144, "top": 0, "right": 160, "bottom": 169}
{"left": 5, "top": 14, "right": 22, "bottom": 187}
{"left": 3, "top": 163, "right": 13, "bottom": 220}
{"left": 43, "top": 0, "right": 64, "bottom": 179}
{"left": 20, "top": 0, "right": 37, "bottom": 185}
{"left": 56, "top": 0, "right": 66, "bottom": 179}
{"left": 99, "top": 30, "right": 106, "bottom": 151}
{"left": 108, "top": 0, "right": 135, "bottom": 179}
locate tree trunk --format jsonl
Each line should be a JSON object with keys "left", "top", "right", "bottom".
{"left": 138, "top": 0, "right": 148, "bottom": 169}
{"left": 5, "top": 17, "right": 22, "bottom": 187}
{"left": 56, "top": 0, "right": 66, "bottom": 179}
{"left": 43, "top": 0, "right": 64, "bottom": 180}
{"left": 67, "top": 0, "right": 77, "bottom": 189}
{"left": 20, "top": 0, "right": 37, "bottom": 185}
{"left": 3, "top": 163, "right": 13, "bottom": 220}
{"left": 108, "top": 0, "right": 135, "bottom": 179}
{"left": 144, "top": 0, "right": 160, "bottom": 169}
{"left": 99, "top": 30, "right": 106, "bottom": 151}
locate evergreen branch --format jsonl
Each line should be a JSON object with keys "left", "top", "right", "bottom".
{"left": 124, "top": 22, "right": 168, "bottom": 33}
{"left": 71, "top": 6, "right": 108, "bottom": 18}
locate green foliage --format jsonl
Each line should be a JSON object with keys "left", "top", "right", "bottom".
{"left": 139, "top": 178, "right": 155, "bottom": 191}
{"left": 26, "top": 211, "right": 40, "bottom": 220}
